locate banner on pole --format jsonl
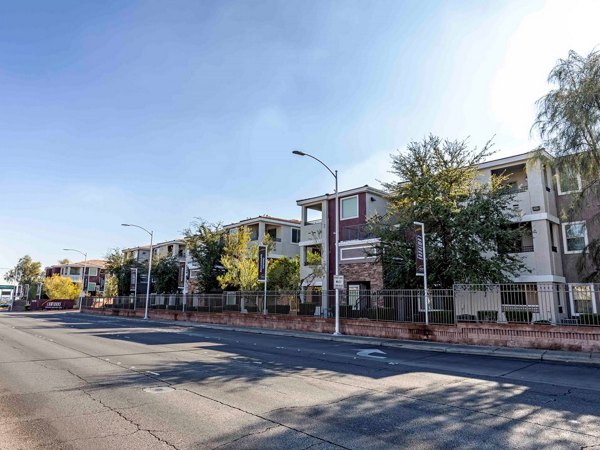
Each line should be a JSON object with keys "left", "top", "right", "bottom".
{"left": 130, "top": 268, "right": 138, "bottom": 296}
{"left": 258, "top": 245, "right": 267, "bottom": 282}
{"left": 414, "top": 222, "right": 425, "bottom": 277}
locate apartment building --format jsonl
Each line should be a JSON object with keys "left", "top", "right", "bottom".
{"left": 477, "top": 151, "right": 565, "bottom": 283}
{"left": 297, "top": 185, "right": 388, "bottom": 314}
{"left": 123, "top": 239, "right": 187, "bottom": 293}
{"left": 183, "top": 215, "right": 301, "bottom": 294}
{"left": 44, "top": 260, "right": 106, "bottom": 296}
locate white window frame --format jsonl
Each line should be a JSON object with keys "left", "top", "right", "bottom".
{"left": 568, "top": 283, "right": 597, "bottom": 316}
{"left": 291, "top": 227, "right": 301, "bottom": 244}
{"left": 340, "top": 195, "right": 359, "bottom": 220}
{"left": 561, "top": 221, "right": 588, "bottom": 254}
{"left": 87, "top": 282, "right": 97, "bottom": 292}
{"left": 340, "top": 244, "right": 376, "bottom": 261}
{"left": 88, "top": 267, "right": 98, "bottom": 277}
{"left": 557, "top": 170, "right": 582, "bottom": 195}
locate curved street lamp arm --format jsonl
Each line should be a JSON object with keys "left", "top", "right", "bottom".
{"left": 298, "top": 152, "right": 337, "bottom": 180}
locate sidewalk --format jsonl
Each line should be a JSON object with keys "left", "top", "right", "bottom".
{"left": 82, "top": 312, "right": 600, "bottom": 367}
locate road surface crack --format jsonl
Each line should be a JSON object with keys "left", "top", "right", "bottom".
{"left": 179, "top": 387, "right": 351, "bottom": 449}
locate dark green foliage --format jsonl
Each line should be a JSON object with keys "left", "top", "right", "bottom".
{"left": 578, "top": 313, "right": 600, "bottom": 326}
{"left": 104, "top": 249, "right": 142, "bottom": 296}
{"left": 504, "top": 311, "right": 532, "bottom": 323}
{"left": 267, "top": 256, "right": 300, "bottom": 290}
{"left": 477, "top": 310, "right": 498, "bottom": 322}
{"left": 372, "top": 135, "right": 528, "bottom": 289}
{"left": 183, "top": 219, "right": 225, "bottom": 293}
{"left": 152, "top": 255, "right": 180, "bottom": 294}
{"left": 533, "top": 49, "right": 600, "bottom": 281}
{"left": 299, "top": 303, "right": 318, "bottom": 316}
{"left": 414, "top": 310, "right": 455, "bottom": 324}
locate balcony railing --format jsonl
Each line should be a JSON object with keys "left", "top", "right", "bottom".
{"left": 341, "top": 224, "right": 374, "bottom": 241}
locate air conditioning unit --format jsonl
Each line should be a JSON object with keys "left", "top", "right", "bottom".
{"left": 532, "top": 206, "right": 541, "bottom": 212}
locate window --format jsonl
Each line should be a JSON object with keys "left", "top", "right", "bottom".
{"left": 88, "top": 267, "right": 98, "bottom": 277}
{"left": 69, "top": 267, "right": 81, "bottom": 276}
{"left": 248, "top": 224, "right": 259, "bottom": 241}
{"left": 87, "top": 282, "right": 96, "bottom": 292}
{"left": 341, "top": 196, "right": 359, "bottom": 220}
{"left": 557, "top": 168, "right": 582, "bottom": 195}
{"left": 291, "top": 228, "right": 301, "bottom": 244}
{"left": 568, "top": 284, "right": 596, "bottom": 315}
{"left": 340, "top": 245, "right": 376, "bottom": 261}
{"left": 562, "top": 222, "right": 588, "bottom": 253}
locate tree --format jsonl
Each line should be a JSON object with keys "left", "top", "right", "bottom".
{"left": 104, "top": 249, "right": 141, "bottom": 296}
{"left": 5, "top": 255, "right": 43, "bottom": 300}
{"left": 183, "top": 219, "right": 225, "bottom": 293}
{"left": 373, "top": 135, "right": 528, "bottom": 288}
{"left": 43, "top": 275, "right": 81, "bottom": 300}
{"left": 267, "top": 256, "right": 300, "bottom": 291}
{"left": 58, "top": 258, "right": 70, "bottom": 265}
{"left": 152, "top": 255, "right": 180, "bottom": 294}
{"left": 104, "top": 274, "right": 119, "bottom": 297}
{"left": 218, "top": 226, "right": 259, "bottom": 291}
{"left": 533, "top": 49, "right": 600, "bottom": 280}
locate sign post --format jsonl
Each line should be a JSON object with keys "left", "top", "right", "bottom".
{"left": 258, "top": 245, "right": 268, "bottom": 314}
{"left": 414, "top": 222, "right": 429, "bottom": 325}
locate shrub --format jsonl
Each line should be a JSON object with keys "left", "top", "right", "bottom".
{"left": 413, "top": 310, "right": 454, "bottom": 324}
{"left": 223, "top": 304, "right": 240, "bottom": 312}
{"left": 298, "top": 303, "right": 317, "bottom": 316}
{"left": 267, "top": 305, "right": 290, "bottom": 314}
{"left": 505, "top": 311, "right": 532, "bottom": 323}
{"left": 477, "top": 310, "right": 498, "bottom": 322}
{"left": 533, "top": 320, "right": 552, "bottom": 325}
{"left": 578, "top": 313, "right": 600, "bottom": 326}
{"left": 367, "top": 307, "right": 396, "bottom": 321}
{"left": 457, "top": 314, "right": 477, "bottom": 322}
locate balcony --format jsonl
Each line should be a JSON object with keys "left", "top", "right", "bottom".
{"left": 341, "top": 224, "right": 374, "bottom": 241}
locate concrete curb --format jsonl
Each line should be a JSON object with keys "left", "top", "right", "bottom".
{"left": 79, "top": 312, "right": 600, "bottom": 366}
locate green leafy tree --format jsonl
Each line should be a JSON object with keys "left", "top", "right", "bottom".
{"left": 267, "top": 256, "right": 300, "bottom": 291}
{"left": 5, "top": 255, "right": 43, "bottom": 300}
{"left": 103, "top": 274, "right": 119, "bottom": 297}
{"left": 58, "top": 258, "right": 70, "bottom": 265}
{"left": 104, "top": 249, "right": 141, "bottom": 295}
{"left": 218, "top": 226, "right": 259, "bottom": 291}
{"left": 43, "top": 275, "right": 81, "bottom": 300}
{"left": 152, "top": 255, "right": 180, "bottom": 294}
{"left": 372, "top": 135, "right": 528, "bottom": 288}
{"left": 533, "top": 48, "right": 600, "bottom": 280}
{"left": 183, "top": 219, "right": 225, "bottom": 293}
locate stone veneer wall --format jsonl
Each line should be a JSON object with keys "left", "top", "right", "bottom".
{"left": 339, "top": 261, "right": 384, "bottom": 291}
{"left": 84, "top": 307, "right": 600, "bottom": 352}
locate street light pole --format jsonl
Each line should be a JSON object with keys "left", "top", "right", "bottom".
{"left": 122, "top": 224, "right": 153, "bottom": 320}
{"left": 292, "top": 150, "right": 342, "bottom": 336}
{"left": 63, "top": 249, "right": 87, "bottom": 312}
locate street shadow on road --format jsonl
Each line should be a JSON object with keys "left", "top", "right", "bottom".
{"left": 19, "top": 312, "right": 600, "bottom": 449}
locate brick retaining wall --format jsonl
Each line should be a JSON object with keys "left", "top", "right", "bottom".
{"left": 83, "top": 308, "right": 600, "bottom": 352}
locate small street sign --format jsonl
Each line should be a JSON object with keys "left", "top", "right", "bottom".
{"left": 333, "top": 275, "right": 344, "bottom": 290}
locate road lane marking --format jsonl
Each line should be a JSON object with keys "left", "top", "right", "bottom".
{"left": 357, "top": 349, "right": 387, "bottom": 359}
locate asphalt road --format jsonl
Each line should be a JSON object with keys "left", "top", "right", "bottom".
{"left": 1, "top": 312, "right": 600, "bottom": 449}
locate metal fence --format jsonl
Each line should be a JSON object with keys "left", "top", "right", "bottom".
{"left": 83, "top": 282, "right": 600, "bottom": 327}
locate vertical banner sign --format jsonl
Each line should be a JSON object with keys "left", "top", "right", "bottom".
{"left": 414, "top": 223, "right": 425, "bottom": 276}
{"left": 258, "top": 245, "right": 268, "bottom": 314}
{"left": 414, "top": 221, "right": 429, "bottom": 325}
{"left": 258, "top": 246, "right": 267, "bottom": 282}
{"left": 130, "top": 268, "right": 138, "bottom": 297}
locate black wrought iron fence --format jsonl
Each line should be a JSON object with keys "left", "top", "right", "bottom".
{"left": 83, "top": 283, "right": 600, "bottom": 327}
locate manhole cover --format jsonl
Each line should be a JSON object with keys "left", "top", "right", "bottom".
{"left": 143, "top": 386, "right": 175, "bottom": 394}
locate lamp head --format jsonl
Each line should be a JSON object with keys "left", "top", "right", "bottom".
{"left": 292, "top": 150, "right": 306, "bottom": 156}
{"left": 121, "top": 223, "right": 131, "bottom": 227}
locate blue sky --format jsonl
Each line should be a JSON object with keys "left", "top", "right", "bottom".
{"left": 1, "top": 0, "right": 599, "bottom": 276}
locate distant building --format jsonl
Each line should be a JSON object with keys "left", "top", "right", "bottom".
{"left": 44, "top": 260, "right": 107, "bottom": 296}
{"left": 123, "top": 239, "right": 187, "bottom": 294}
